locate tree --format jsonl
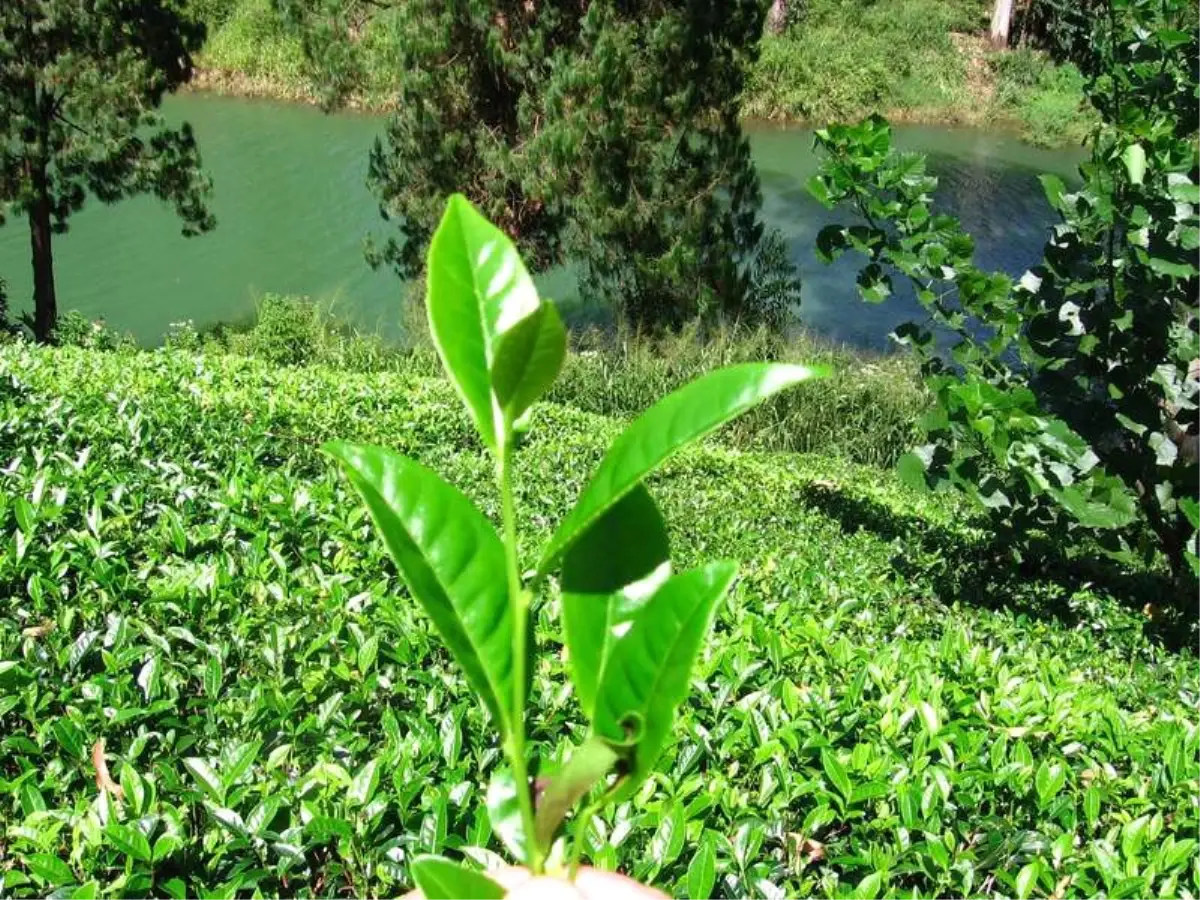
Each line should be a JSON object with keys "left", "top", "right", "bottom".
{"left": 280, "top": 0, "right": 798, "bottom": 329}
{"left": 0, "top": 0, "right": 214, "bottom": 342}
{"left": 810, "top": 0, "right": 1199, "bottom": 606}
{"left": 990, "top": 0, "right": 1014, "bottom": 47}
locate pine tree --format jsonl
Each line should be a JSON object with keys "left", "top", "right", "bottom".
{"left": 0, "top": 0, "right": 215, "bottom": 342}
{"left": 281, "top": 0, "right": 798, "bottom": 328}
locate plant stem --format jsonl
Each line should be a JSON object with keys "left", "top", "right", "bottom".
{"left": 568, "top": 797, "right": 605, "bottom": 880}
{"left": 498, "top": 436, "right": 542, "bottom": 874}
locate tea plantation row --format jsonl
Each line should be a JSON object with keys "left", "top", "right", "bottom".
{"left": 1, "top": 344, "right": 1196, "bottom": 898}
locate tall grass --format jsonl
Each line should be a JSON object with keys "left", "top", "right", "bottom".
{"left": 744, "top": 0, "right": 978, "bottom": 124}
{"left": 174, "top": 295, "right": 926, "bottom": 468}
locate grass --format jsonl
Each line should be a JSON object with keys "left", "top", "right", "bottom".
{"left": 175, "top": 294, "right": 929, "bottom": 468}
{"left": 190, "top": 0, "right": 1090, "bottom": 147}
{"left": 1, "top": 341, "right": 1196, "bottom": 898}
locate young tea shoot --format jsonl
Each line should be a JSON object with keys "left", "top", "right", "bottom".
{"left": 325, "top": 194, "right": 823, "bottom": 894}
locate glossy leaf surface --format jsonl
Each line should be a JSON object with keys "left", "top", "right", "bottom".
{"left": 540, "top": 363, "right": 823, "bottom": 572}
{"left": 426, "top": 193, "right": 540, "bottom": 449}
{"left": 485, "top": 770, "right": 528, "bottom": 861}
{"left": 324, "top": 441, "right": 513, "bottom": 728}
{"left": 410, "top": 855, "right": 505, "bottom": 900}
{"left": 491, "top": 300, "right": 566, "bottom": 425}
{"left": 592, "top": 560, "right": 737, "bottom": 799}
{"left": 561, "top": 484, "right": 670, "bottom": 717}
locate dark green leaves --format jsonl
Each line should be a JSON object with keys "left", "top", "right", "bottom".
{"left": 541, "top": 363, "right": 824, "bottom": 573}
{"left": 410, "top": 856, "right": 505, "bottom": 900}
{"left": 323, "top": 442, "right": 513, "bottom": 729}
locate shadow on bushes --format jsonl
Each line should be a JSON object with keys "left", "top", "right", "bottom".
{"left": 796, "top": 481, "right": 1194, "bottom": 650}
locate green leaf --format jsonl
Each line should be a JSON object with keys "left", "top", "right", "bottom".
{"left": 896, "top": 452, "right": 928, "bottom": 491}
{"left": 410, "top": 855, "right": 505, "bottom": 900}
{"left": 491, "top": 301, "right": 566, "bottom": 425}
{"left": 649, "top": 804, "right": 686, "bottom": 870}
{"left": 1084, "top": 786, "right": 1102, "bottom": 828}
{"left": 348, "top": 758, "right": 381, "bottom": 807}
{"left": 426, "top": 193, "right": 540, "bottom": 450}
{"left": 1122, "top": 144, "right": 1146, "bottom": 185}
{"left": 1035, "top": 760, "right": 1066, "bottom": 807}
{"left": 591, "top": 561, "right": 736, "bottom": 800}
{"left": 1015, "top": 861, "right": 1039, "bottom": 900}
{"left": 561, "top": 484, "right": 670, "bottom": 717}
{"left": 105, "top": 822, "right": 152, "bottom": 862}
{"left": 1039, "top": 174, "right": 1067, "bottom": 209}
{"left": 485, "top": 770, "right": 527, "bottom": 861}
{"left": 821, "top": 749, "right": 853, "bottom": 803}
{"left": 26, "top": 853, "right": 74, "bottom": 886}
{"left": 541, "top": 363, "right": 823, "bottom": 573}
{"left": 324, "top": 442, "right": 513, "bottom": 730}
{"left": 183, "top": 757, "right": 226, "bottom": 804}
{"left": 687, "top": 837, "right": 717, "bottom": 899}
{"left": 533, "top": 736, "right": 620, "bottom": 849}
{"left": 854, "top": 871, "right": 884, "bottom": 900}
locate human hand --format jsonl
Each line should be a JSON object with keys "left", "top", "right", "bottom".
{"left": 407, "top": 866, "right": 667, "bottom": 899}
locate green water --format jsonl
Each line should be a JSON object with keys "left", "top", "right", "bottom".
{"left": 0, "top": 93, "right": 1084, "bottom": 350}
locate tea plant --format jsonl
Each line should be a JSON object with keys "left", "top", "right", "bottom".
{"left": 324, "top": 195, "right": 821, "bottom": 893}
{"left": 2, "top": 340, "right": 1197, "bottom": 898}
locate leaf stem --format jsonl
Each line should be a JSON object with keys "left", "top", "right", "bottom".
{"left": 498, "top": 436, "right": 542, "bottom": 874}
{"left": 568, "top": 797, "right": 605, "bottom": 880}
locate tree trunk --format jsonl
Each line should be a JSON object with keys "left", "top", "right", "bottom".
{"left": 28, "top": 160, "right": 56, "bottom": 343}
{"left": 767, "top": 0, "right": 787, "bottom": 35}
{"left": 989, "top": 0, "right": 1014, "bottom": 48}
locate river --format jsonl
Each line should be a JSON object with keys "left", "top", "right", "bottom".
{"left": 0, "top": 94, "right": 1084, "bottom": 350}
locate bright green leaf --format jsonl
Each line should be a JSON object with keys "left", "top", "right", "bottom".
{"left": 324, "top": 442, "right": 513, "bottom": 730}
{"left": 533, "top": 736, "right": 619, "bottom": 849}
{"left": 410, "top": 855, "right": 505, "bottom": 900}
{"left": 541, "top": 363, "right": 823, "bottom": 573}
{"left": 592, "top": 561, "right": 736, "bottom": 800}
{"left": 491, "top": 301, "right": 566, "bottom": 425}
{"left": 425, "top": 193, "right": 540, "bottom": 450}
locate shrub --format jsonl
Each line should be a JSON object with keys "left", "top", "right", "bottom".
{"left": 1, "top": 339, "right": 1196, "bottom": 897}
{"left": 808, "top": 0, "right": 1199, "bottom": 609}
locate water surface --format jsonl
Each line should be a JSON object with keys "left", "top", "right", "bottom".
{"left": 0, "top": 94, "right": 1084, "bottom": 349}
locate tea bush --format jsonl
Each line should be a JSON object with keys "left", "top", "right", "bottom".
{"left": 1, "top": 342, "right": 1196, "bottom": 897}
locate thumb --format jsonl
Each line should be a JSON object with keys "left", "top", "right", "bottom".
{"left": 505, "top": 876, "right": 587, "bottom": 900}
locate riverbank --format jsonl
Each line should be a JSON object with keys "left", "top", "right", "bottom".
{"left": 192, "top": 0, "right": 1093, "bottom": 148}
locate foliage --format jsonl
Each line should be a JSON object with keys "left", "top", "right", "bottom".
{"left": 2, "top": 336, "right": 1197, "bottom": 897}
{"left": 0, "top": 0, "right": 215, "bottom": 341}
{"left": 323, "top": 194, "right": 819, "bottom": 883}
{"left": 808, "top": 0, "right": 1199, "bottom": 601}
{"left": 274, "top": 0, "right": 795, "bottom": 329}
{"left": 745, "top": 1, "right": 972, "bottom": 125}
{"left": 49, "top": 312, "right": 136, "bottom": 353}
{"left": 153, "top": 294, "right": 929, "bottom": 467}
{"left": 990, "top": 50, "right": 1093, "bottom": 148}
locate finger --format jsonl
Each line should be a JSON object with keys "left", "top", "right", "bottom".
{"left": 573, "top": 868, "right": 669, "bottom": 899}
{"left": 505, "top": 875, "right": 586, "bottom": 900}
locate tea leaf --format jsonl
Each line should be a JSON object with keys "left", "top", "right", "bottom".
{"left": 324, "top": 442, "right": 513, "bottom": 730}
{"left": 533, "top": 736, "right": 619, "bottom": 848}
{"left": 592, "top": 560, "right": 736, "bottom": 799}
{"left": 410, "top": 855, "right": 506, "bottom": 900}
{"left": 491, "top": 300, "right": 566, "bottom": 425}
{"left": 426, "top": 193, "right": 540, "bottom": 449}
{"left": 561, "top": 484, "right": 670, "bottom": 717}
{"left": 541, "top": 363, "right": 823, "bottom": 572}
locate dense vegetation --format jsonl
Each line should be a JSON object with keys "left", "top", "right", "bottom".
{"left": 3, "top": 341, "right": 1197, "bottom": 897}
{"left": 808, "top": 0, "right": 1198, "bottom": 610}
{"left": 195, "top": 0, "right": 1091, "bottom": 147}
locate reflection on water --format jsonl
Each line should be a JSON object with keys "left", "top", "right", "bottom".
{"left": 0, "top": 95, "right": 1083, "bottom": 349}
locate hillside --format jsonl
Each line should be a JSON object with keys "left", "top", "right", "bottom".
{"left": 1, "top": 343, "right": 1195, "bottom": 897}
